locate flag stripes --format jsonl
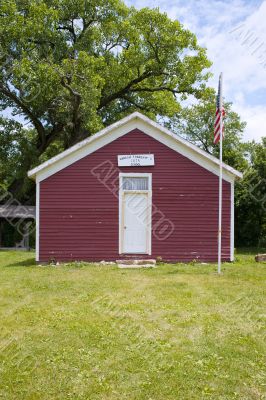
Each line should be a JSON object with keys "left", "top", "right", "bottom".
{"left": 214, "top": 108, "right": 225, "bottom": 144}
{"left": 214, "top": 74, "right": 225, "bottom": 144}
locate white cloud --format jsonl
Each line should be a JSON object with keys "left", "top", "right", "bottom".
{"left": 245, "top": 108, "right": 266, "bottom": 141}
{"left": 234, "top": 101, "right": 266, "bottom": 141}
{"left": 126, "top": 0, "right": 266, "bottom": 142}
{"left": 198, "top": 1, "right": 266, "bottom": 142}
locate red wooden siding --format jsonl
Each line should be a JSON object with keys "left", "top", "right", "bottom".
{"left": 39, "top": 129, "right": 231, "bottom": 262}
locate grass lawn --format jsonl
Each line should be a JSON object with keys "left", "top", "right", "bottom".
{"left": 0, "top": 250, "right": 265, "bottom": 400}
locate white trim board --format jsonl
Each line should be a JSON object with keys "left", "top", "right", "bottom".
{"left": 36, "top": 181, "right": 40, "bottom": 262}
{"left": 28, "top": 112, "right": 242, "bottom": 183}
{"left": 230, "top": 182, "right": 235, "bottom": 262}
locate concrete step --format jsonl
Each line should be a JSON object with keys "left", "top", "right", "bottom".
{"left": 255, "top": 254, "right": 266, "bottom": 262}
{"left": 116, "top": 259, "right": 156, "bottom": 269}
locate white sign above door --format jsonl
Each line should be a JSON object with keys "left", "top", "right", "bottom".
{"left": 118, "top": 154, "right": 154, "bottom": 167}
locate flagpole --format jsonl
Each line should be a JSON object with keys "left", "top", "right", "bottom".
{"left": 218, "top": 72, "right": 223, "bottom": 274}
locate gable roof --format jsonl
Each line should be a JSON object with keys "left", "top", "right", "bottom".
{"left": 0, "top": 205, "right": 36, "bottom": 219}
{"left": 28, "top": 112, "right": 242, "bottom": 183}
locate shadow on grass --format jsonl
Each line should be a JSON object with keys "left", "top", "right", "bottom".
{"left": 4, "top": 258, "right": 36, "bottom": 268}
{"left": 236, "top": 247, "right": 266, "bottom": 255}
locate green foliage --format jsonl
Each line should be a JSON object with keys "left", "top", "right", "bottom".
{"left": 167, "top": 91, "right": 248, "bottom": 171}
{"left": 0, "top": 117, "right": 37, "bottom": 197}
{"left": 235, "top": 138, "right": 266, "bottom": 247}
{"left": 0, "top": 0, "right": 211, "bottom": 201}
{"left": 0, "top": 250, "right": 265, "bottom": 399}
{"left": 168, "top": 96, "right": 265, "bottom": 247}
{"left": 0, "top": 0, "right": 264, "bottom": 247}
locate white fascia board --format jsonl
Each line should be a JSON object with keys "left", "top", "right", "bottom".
{"left": 34, "top": 119, "right": 138, "bottom": 183}
{"left": 28, "top": 113, "right": 139, "bottom": 180}
{"left": 133, "top": 119, "right": 237, "bottom": 183}
{"left": 137, "top": 113, "right": 243, "bottom": 180}
{"left": 28, "top": 111, "right": 243, "bottom": 183}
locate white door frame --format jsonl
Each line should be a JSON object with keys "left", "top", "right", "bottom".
{"left": 119, "top": 173, "right": 152, "bottom": 255}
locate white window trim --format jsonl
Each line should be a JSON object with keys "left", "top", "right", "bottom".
{"left": 119, "top": 173, "right": 152, "bottom": 255}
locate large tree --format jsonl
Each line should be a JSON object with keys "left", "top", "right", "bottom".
{"left": 0, "top": 0, "right": 211, "bottom": 200}
{"left": 166, "top": 92, "right": 248, "bottom": 171}
{"left": 167, "top": 96, "right": 265, "bottom": 248}
{"left": 235, "top": 138, "right": 266, "bottom": 248}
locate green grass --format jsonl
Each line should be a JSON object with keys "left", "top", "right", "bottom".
{"left": 0, "top": 250, "right": 265, "bottom": 400}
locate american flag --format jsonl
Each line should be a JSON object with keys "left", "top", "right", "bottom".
{"left": 214, "top": 74, "right": 225, "bottom": 144}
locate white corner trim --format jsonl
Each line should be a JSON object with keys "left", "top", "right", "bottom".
{"left": 28, "top": 112, "right": 242, "bottom": 183}
{"left": 230, "top": 182, "right": 235, "bottom": 261}
{"left": 36, "top": 181, "right": 40, "bottom": 262}
{"left": 119, "top": 173, "right": 152, "bottom": 255}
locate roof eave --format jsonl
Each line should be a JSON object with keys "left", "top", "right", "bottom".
{"left": 27, "top": 111, "right": 243, "bottom": 181}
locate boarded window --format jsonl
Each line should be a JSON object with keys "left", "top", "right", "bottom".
{"left": 122, "top": 177, "right": 149, "bottom": 191}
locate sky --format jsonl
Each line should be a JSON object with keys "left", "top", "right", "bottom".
{"left": 3, "top": 0, "right": 265, "bottom": 143}
{"left": 126, "top": 0, "right": 266, "bottom": 142}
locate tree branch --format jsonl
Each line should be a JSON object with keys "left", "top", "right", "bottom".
{"left": 28, "top": 38, "right": 55, "bottom": 49}
{"left": 146, "top": 39, "right": 161, "bottom": 65}
{"left": 60, "top": 76, "right": 82, "bottom": 139}
{"left": 78, "top": 18, "right": 96, "bottom": 42}
{"left": 57, "top": 23, "right": 77, "bottom": 43}
{"left": 98, "top": 70, "right": 154, "bottom": 110}
{"left": 121, "top": 95, "right": 146, "bottom": 110}
{"left": 0, "top": 84, "right": 46, "bottom": 145}
{"left": 37, "top": 122, "right": 65, "bottom": 155}
{"left": 130, "top": 86, "right": 178, "bottom": 94}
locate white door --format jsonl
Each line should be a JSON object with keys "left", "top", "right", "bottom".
{"left": 123, "top": 193, "right": 148, "bottom": 253}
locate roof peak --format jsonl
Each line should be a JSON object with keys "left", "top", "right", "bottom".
{"left": 28, "top": 112, "right": 242, "bottom": 182}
